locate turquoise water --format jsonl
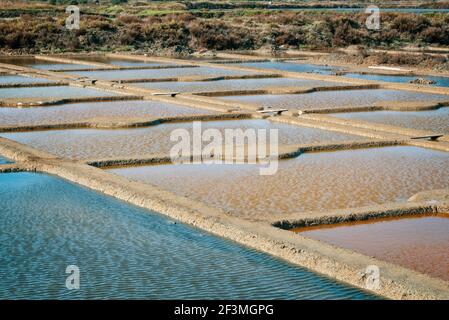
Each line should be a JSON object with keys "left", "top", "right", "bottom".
{"left": 233, "top": 62, "right": 342, "bottom": 75}
{"left": 343, "top": 73, "right": 449, "bottom": 87}
{"left": 0, "top": 172, "right": 377, "bottom": 300}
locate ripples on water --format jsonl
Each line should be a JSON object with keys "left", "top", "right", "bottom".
{"left": 0, "top": 172, "right": 377, "bottom": 300}
{"left": 109, "top": 147, "right": 449, "bottom": 220}
{"left": 0, "top": 119, "right": 364, "bottom": 160}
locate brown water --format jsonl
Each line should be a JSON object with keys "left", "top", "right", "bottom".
{"left": 134, "top": 77, "right": 346, "bottom": 93}
{"left": 108, "top": 146, "right": 449, "bottom": 221}
{"left": 74, "top": 56, "right": 175, "bottom": 67}
{"left": 334, "top": 108, "right": 449, "bottom": 134}
{"left": 0, "top": 119, "right": 363, "bottom": 160}
{"left": 221, "top": 89, "right": 449, "bottom": 110}
{"left": 0, "top": 100, "right": 215, "bottom": 126}
{"left": 293, "top": 215, "right": 449, "bottom": 281}
{"left": 65, "top": 67, "right": 255, "bottom": 80}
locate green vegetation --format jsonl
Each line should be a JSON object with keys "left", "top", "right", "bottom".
{"left": 0, "top": 1, "right": 448, "bottom": 69}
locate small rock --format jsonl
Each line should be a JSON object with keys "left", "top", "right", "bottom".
{"left": 409, "top": 78, "right": 436, "bottom": 85}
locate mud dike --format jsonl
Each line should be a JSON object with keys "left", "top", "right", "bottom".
{"left": 0, "top": 53, "right": 448, "bottom": 299}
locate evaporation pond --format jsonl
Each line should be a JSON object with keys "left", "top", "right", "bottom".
{"left": 134, "top": 77, "right": 346, "bottom": 93}
{"left": 293, "top": 215, "right": 449, "bottom": 281}
{"left": 343, "top": 73, "right": 449, "bottom": 87}
{"left": 0, "top": 86, "right": 118, "bottom": 99}
{"left": 0, "top": 119, "right": 364, "bottom": 160}
{"left": 232, "top": 61, "right": 343, "bottom": 75}
{"left": 334, "top": 108, "right": 449, "bottom": 134}
{"left": 65, "top": 67, "right": 255, "bottom": 80}
{"left": 0, "top": 57, "right": 97, "bottom": 71}
{"left": 0, "top": 172, "right": 376, "bottom": 299}
{"left": 0, "top": 75, "right": 50, "bottom": 85}
{"left": 221, "top": 89, "right": 448, "bottom": 110}
{"left": 0, "top": 100, "right": 216, "bottom": 126}
{"left": 108, "top": 146, "right": 449, "bottom": 221}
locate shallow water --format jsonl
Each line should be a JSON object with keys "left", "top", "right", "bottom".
{"left": 0, "top": 57, "right": 97, "bottom": 71}
{"left": 0, "top": 75, "right": 50, "bottom": 85}
{"left": 0, "top": 172, "right": 377, "bottom": 299}
{"left": 0, "top": 100, "right": 215, "bottom": 126}
{"left": 293, "top": 215, "right": 449, "bottom": 281}
{"left": 134, "top": 77, "right": 346, "bottom": 93}
{"left": 221, "top": 89, "right": 449, "bottom": 110}
{"left": 75, "top": 56, "right": 175, "bottom": 67}
{"left": 334, "top": 107, "right": 449, "bottom": 134}
{"left": 0, "top": 119, "right": 363, "bottom": 160}
{"left": 65, "top": 67, "right": 254, "bottom": 80}
{"left": 233, "top": 61, "right": 342, "bottom": 75}
{"left": 0, "top": 86, "right": 118, "bottom": 99}
{"left": 32, "top": 63, "right": 95, "bottom": 71}
{"left": 0, "top": 156, "right": 10, "bottom": 164}
{"left": 343, "top": 73, "right": 449, "bottom": 87}
{"left": 109, "top": 146, "right": 449, "bottom": 220}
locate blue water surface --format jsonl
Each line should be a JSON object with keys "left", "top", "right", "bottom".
{"left": 0, "top": 172, "right": 378, "bottom": 300}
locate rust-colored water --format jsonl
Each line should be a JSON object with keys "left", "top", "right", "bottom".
{"left": 108, "top": 146, "right": 449, "bottom": 221}
{"left": 0, "top": 119, "right": 363, "bottom": 160}
{"left": 293, "top": 214, "right": 449, "bottom": 281}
